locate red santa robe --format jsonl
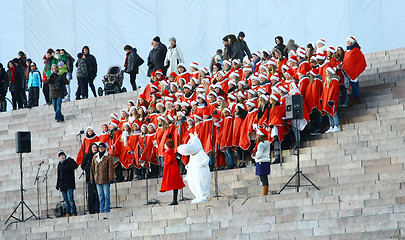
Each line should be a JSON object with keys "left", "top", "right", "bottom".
{"left": 298, "top": 76, "right": 310, "bottom": 98}
{"left": 343, "top": 47, "right": 367, "bottom": 80}
{"left": 160, "top": 148, "right": 186, "bottom": 192}
{"left": 232, "top": 115, "right": 245, "bottom": 147}
{"left": 139, "top": 131, "right": 159, "bottom": 166}
{"left": 124, "top": 132, "right": 141, "bottom": 169}
{"left": 115, "top": 131, "right": 133, "bottom": 169}
{"left": 142, "top": 84, "right": 152, "bottom": 103}
{"left": 239, "top": 109, "right": 258, "bottom": 150}
{"left": 321, "top": 77, "right": 340, "bottom": 117}
{"left": 304, "top": 77, "right": 323, "bottom": 113}
{"left": 157, "top": 124, "right": 175, "bottom": 157}
{"left": 99, "top": 132, "right": 110, "bottom": 147}
{"left": 180, "top": 125, "right": 195, "bottom": 165}
{"left": 200, "top": 119, "right": 214, "bottom": 154}
{"left": 76, "top": 134, "right": 99, "bottom": 165}
{"left": 175, "top": 72, "right": 191, "bottom": 84}
{"left": 219, "top": 116, "right": 233, "bottom": 151}
{"left": 269, "top": 103, "right": 286, "bottom": 143}
{"left": 180, "top": 92, "right": 196, "bottom": 105}
{"left": 298, "top": 60, "right": 312, "bottom": 75}
{"left": 213, "top": 120, "right": 226, "bottom": 167}
{"left": 258, "top": 107, "right": 270, "bottom": 128}
{"left": 276, "top": 58, "right": 288, "bottom": 71}
{"left": 318, "top": 61, "right": 332, "bottom": 82}
{"left": 108, "top": 129, "right": 122, "bottom": 167}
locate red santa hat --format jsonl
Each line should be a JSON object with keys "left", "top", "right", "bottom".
{"left": 223, "top": 60, "right": 231, "bottom": 66}
{"left": 310, "top": 68, "right": 319, "bottom": 75}
{"left": 158, "top": 115, "right": 166, "bottom": 122}
{"left": 169, "top": 72, "right": 177, "bottom": 78}
{"left": 177, "top": 63, "right": 186, "bottom": 69}
{"left": 228, "top": 80, "right": 237, "bottom": 86}
{"left": 298, "top": 69, "right": 307, "bottom": 76}
{"left": 214, "top": 84, "right": 222, "bottom": 89}
{"left": 181, "top": 101, "right": 190, "bottom": 107}
{"left": 316, "top": 38, "right": 326, "bottom": 45}
{"left": 257, "top": 88, "right": 266, "bottom": 95}
{"left": 315, "top": 54, "right": 326, "bottom": 60}
{"left": 155, "top": 69, "right": 163, "bottom": 76}
{"left": 196, "top": 87, "right": 205, "bottom": 92}
{"left": 131, "top": 122, "right": 139, "bottom": 129}
{"left": 252, "top": 51, "right": 262, "bottom": 58}
{"left": 177, "top": 111, "right": 185, "bottom": 117}
{"left": 150, "top": 71, "right": 156, "bottom": 77}
{"left": 326, "top": 67, "right": 336, "bottom": 75}
{"left": 208, "top": 92, "right": 217, "bottom": 98}
{"left": 102, "top": 123, "right": 108, "bottom": 129}
{"left": 270, "top": 75, "right": 280, "bottom": 82}
{"left": 149, "top": 103, "right": 156, "bottom": 109}
{"left": 247, "top": 89, "right": 256, "bottom": 95}
{"left": 175, "top": 91, "right": 183, "bottom": 97}
{"left": 197, "top": 93, "right": 206, "bottom": 100}
{"left": 174, "top": 101, "right": 181, "bottom": 106}
{"left": 259, "top": 73, "right": 267, "bottom": 79}
{"left": 121, "top": 108, "right": 129, "bottom": 115}
{"left": 190, "top": 61, "right": 199, "bottom": 69}
{"left": 279, "top": 85, "right": 288, "bottom": 93}
{"left": 232, "top": 59, "right": 241, "bottom": 65}
{"left": 139, "top": 93, "right": 146, "bottom": 100}
{"left": 165, "top": 100, "right": 173, "bottom": 106}
{"left": 243, "top": 67, "right": 252, "bottom": 72}
{"left": 271, "top": 86, "right": 280, "bottom": 94}
{"left": 237, "top": 91, "right": 245, "bottom": 99}
{"left": 202, "top": 78, "right": 210, "bottom": 84}
{"left": 259, "top": 65, "right": 268, "bottom": 71}
{"left": 346, "top": 36, "right": 356, "bottom": 43}
{"left": 262, "top": 49, "right": 271, "bottom": 56}
{"left": 267, "top": 59, "right": 276, "bottom": 66}
{"left": 270, "top": 94, "right": 279, "bottom": 102}
{"left": 165, "top": 96, "right": 174, "bottom": 101}
{"left": 236, "top": 103, "right": 245, "bottom": 109}
{"left": 199, "top": 67, "right": 209, "bottom": 74}
{"left": 151, "top": 81, "right": 160, "bottom": 90}
{"left": 286, "top": 68, "right": 294, "bottom": 77}
{"left": 162, "top": 89, "right": 170, "bottom": 96}
{"left": 327, "top": 46, "right": 336, "bottom": 53}
{"left": 148, "top": 123, "right": 156, "bottom": 130}
{"left": 217, "top": 96, "right": 225, "bottom": 101}
{"left": 281, "top": 64, "right": 290, "bottom": 71}
{"left": 251, "top": 75, "right": 260, "bottom": 82}
{"left": 229, "top": 71, "right": 240, "bottom": 78}
{"left": 122, "top": 122, "right": 131, "bottom": 130}
{"left": 139, "top": 106, "right": 147, "bottom": 113}
{"left": 187, "top": 117, "right": 194, "bottom": 123}
{"left": 110, "top": 113, "right": 118, "bottom": 120}
{"left": 156, "top": 102, "right": 164, "bottom": 108}
{"left": 218, "top": 71, "right": 226, "bottom": 77}
{"left": 128, "top": 100, "right": 135, "bottom": 105}
{"left": 289, "top": 50, "right": 297, "bottom": 57}
{"left": 257, "top": 128, "right": 268, "bottom": 136}
{"left": 289, "top": 56, "right": 298, "bottom": 64}
{"left": 110, "top": 119, "right": 119, "bottom": 128}
{"left": 222, "top": 108, "right": 231, "bottom": 114}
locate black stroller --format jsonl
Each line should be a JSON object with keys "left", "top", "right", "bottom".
{"left": 98, "top": 66, "right": 127, "bottom": 96}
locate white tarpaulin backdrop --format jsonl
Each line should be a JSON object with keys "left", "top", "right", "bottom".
{"left": 0, "top": 0, "right": 404, "bottom": 106}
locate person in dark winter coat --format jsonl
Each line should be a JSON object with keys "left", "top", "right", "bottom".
{"left": 75, "top": 53, "right": 88, "bottom": 99}
{"left": 238, "top": 32, "right": 252, "bottom": 59}
{"left": 56, "top": 150, "right": 78, "bottom": 216}
{"left": 228, "top": 34, "right": 243, "bottom": 61}
{"left": 45, "top": 64, "right": 68, "bottom": 122}
{"left": 59, "top": 49, "right": 75, "bottom": 101}
{"left": 284, "top": 39, "right": 299, "bottom": 58}
{"left": 6, "top": 61, "right": 24, "bottom": 110}
{"left": 82, "top": 46, "right": 97, "bottom": 97}
{"left": 81, "top": 143, "right": 100, "bottom": 214}
{"left": 124, "top": 45, "right": 144, "bottom": 91}
{"left": 274, "top": 36, "right": 287, "bottom": 57}
{"left": 0, "top": 63, "right": 7, "bottom": 112}
{"left": 222, "top": 36, "right": 232, "bottom": 60}
{"left": 147, "top": 36, "right": 167, "bottom": 77}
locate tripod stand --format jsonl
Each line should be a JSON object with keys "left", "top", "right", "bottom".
{"left": 34, "top": 162, "right": 43, "bottom": 220}
{"left": 110, "top": 181, "right": 122, "bottom": 209}
{"left": 145, "top": 165, "right": 160, "bottom": 205}
{"left": 5, "top": 153, "right": 37, "bottom": 229}
{"left": 278, "top": 118, "right": 320, "bottom": 194}
{"left": 42, "top": 165, "right": 52, "bottom": 219}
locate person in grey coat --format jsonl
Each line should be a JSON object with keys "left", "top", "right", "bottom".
{"left": 147, "top": 36, "right": 167, "bottom": 77}
{"left": 164, "top": 37, "right": 184, "bottom": 74}
{"left": 124, "top": 45, "right": 144, "bottom": 91}
{"left": 228, "top": 34, "right": 243, "bottom": 61}
{"left": 252, "top": 129, "right": 271, "bottom": 195}
{"left": 284, "top": 39, "right": 299, "bottom": 58}
{"left": 238, "top": 32, "right": 252, "bottom": 58}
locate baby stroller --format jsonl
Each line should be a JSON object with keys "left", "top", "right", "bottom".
{"left": 98, "top": 66, "right": 127, "bottom": 96}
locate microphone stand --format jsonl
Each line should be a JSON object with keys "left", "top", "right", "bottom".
{"left": 33, "top": 162, "right": 42, "bottom": 220}
{"left": 212, "top": 119, "right": 220, "bottom": 199}
{"left": 144, "top": 135, "right": 159, "bottom": 205}
{"left": 42, "top": 165, "right": 52, "bottom": 219}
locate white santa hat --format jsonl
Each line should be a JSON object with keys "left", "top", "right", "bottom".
{"left": 232, "top": 59, "right": 241, "bottom": 65}
{"left": 177, "top": 63, "right": 186, "bottom": 69}
{"left": 202, "top": 78, "right": 210, "bottom": 84}
{"left": 316, "top": 38, "right": 326, "bottom": 45}
{"left": 228, "top": 80, "right": 236, "bottom": 86}
{"left": 165, "top": 96, "right": 174, "bottom": 102}
{"left": 327, "top": 46, "right": 336, "bottom": 53}
{"left": 270, "top": 75, "right": 279, "bottom": 81}
{"left": 140, "top": 106, "right": 147, "bottom": 113}
{"left": 156, "top": 102, "right": 164, "bottom": 108}
{"left": 196, "top": 87, "right": 205, "bottom": 92}
{"left": 187, "top": 117, "right": 195, "bottom": 123}
{"left": 174, "top": 101, "right": 181, "bottom": 106}
{"left": 167, "top": 115, "right": 174, "bottom": 121}
{"left": 217, "top": 96, "right": 225, "bottom": 101}
{"left": 243, "top": 67, "right": 252, "bottom": 72}
{"left": 170, "top": 82, "right": 178, "bottom": 87}
{"left": 158, "top": 115, "right": 166, "bottom": 122}
{"left": 222, "top": 108, "right": 231, "bottom": 114}
{"left": 267, "top": 59, "right": 276, "bottom": 66}
{"left": 281, "top": 65, "right": 290, "bottom": 71}
{"left": 243, "top": 56, "right": 251, "bottom": 65}
{"left": 175, "top": 91, "right": 183, "bottom": 97}
{"left": 346, "top": 36, "right": 356, "bottom": 43}
{"left": 259, "top": 73, "right": 267, "bottom": 79}
{"left": 251, "top": 75, "right": 260, "bottom": 82}
{"left": 257, "top": 88, "right": 266, "bottom": 95}
{"left": 271, "top": 86, "right": 280, "bottom": 94}
{"left": 197, "top": 93, "right": 206, "bottom": 100}
{"left": 199, "top": 67, "right": 209, "bottom": 74}
{"left": 259, "top": 65, "right": 267, "bottom": 71}
{"left": 289, "top": 50, "right": 297, "bottom": 57}
{"left": 208, "top": 92, "right": 217, "bottom": 98}
{"left": 122, "top": 122, "right": 131, "bottom": 129}
{"left": 223, "top": 60, "right": 231, "bottom": 66}
{"left": 128, "top": 100, "right": 135, "bottom": 105}
{"left": 177, "top": 111, "right": 185, "bottom": 117}
{"left": 230, "top": 72, "right": 240, "bottom": 78}
{"left": 270, "top": 94, "right": 279, "bottom": 102}
{"left": 252, "top": 51, "right": 262, "bottom": 58}
{"left": 227, "top": 94, "right": 236, "bottom": 100}
{"left": 247, "top": 89, "right": 256, "bottom": 95}
{"left": 183, "top": 84, "right": 192, "bottom": 89}
{"left": 259, "top": 94, "right": 269, "bottom": 101}
{"left": 121, "top": 108, "right": 129, "bottom": 115}
{"left": 110, "top": 113, "right": 118, "bottom": 120}
{"left": 279, "top": 85, "right": 288, "bottom": 93}
{"left": 165, "top": 101, "right": 173, "bottom": 106}
{"left": 262, "top": 49, "right": 271, "bottom": 56}
{"left": 181, "top": 101, "right": 190, "bottom": 107}
{"left": 237, "top": 91, "right": 245, "bottom": 98}
{"left": 214, "top": 84, "right": 222, "bottom": 89}
{"left": 190, "top": 61, "right": 199, "bottom": 69}
{"left": 86, "top": 126, "right": 94, "bottom": 132}
{"left": 236, "top": 103, "right": 245, "bottom": 109}
{"left": 218, "top": 71, "right": 226, "bottom": 77}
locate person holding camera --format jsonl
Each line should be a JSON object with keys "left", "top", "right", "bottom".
{"left": 56, "top": 150, "right": 78, "bottom": 217}
{"left": 90, "top": 143, "right": 114, "bottom": 213}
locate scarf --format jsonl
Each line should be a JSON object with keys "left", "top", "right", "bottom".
{"left": 124, "top": 52, "right": 130, "bottom": 68}
{"left": 10, "top": 68, "right": 16, "bottom": 84}
{"left": 97, "top": 151, "right": 106, "bottom": 163}
{"left": 347, "top": 42, "right": 361, "bottom": 51}
{"left": 59, "top": 54, "right": 67, "bottom": 62}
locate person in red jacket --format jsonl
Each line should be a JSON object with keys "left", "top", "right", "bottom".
{"left": 322, "top": 67, "right": 340, "bottom": 133}
{"left": 76, "top": 126, "right": 99, "bottom": 165}
{"left": 99, "top": 124, "right": 110, "bottom": 147}
{"left": 160, "top": 137, "right": 185, "bottom": 205}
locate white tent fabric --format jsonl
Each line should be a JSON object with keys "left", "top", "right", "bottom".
{"left": 0, "top": 0, "right": 404, "bottom": 107}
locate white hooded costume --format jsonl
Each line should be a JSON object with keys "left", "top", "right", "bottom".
{"left": 177, "top": 133, "right": 211, "bottom": 203}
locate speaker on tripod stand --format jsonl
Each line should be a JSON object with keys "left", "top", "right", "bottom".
{"left": 5, "top": 131, "right": 37, "bottom": 229}
{"left": 278, "top": 95, "right": 319, "bottom": 194}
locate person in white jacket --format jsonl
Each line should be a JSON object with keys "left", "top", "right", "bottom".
{"left": 164, "top": 37, "right": 184, "bottom": 74}
{"left": 252, "top": 128, "right": 271, "bottom": 195}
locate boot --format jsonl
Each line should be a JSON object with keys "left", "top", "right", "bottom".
{"left": 169, "top": 189, "right": 178, "bottom": 205}
{"left": 90, "top": 84, "right": 97, "bottom": 97}
{"left": 263, "top": 186, "right": 269, "bottom": 196}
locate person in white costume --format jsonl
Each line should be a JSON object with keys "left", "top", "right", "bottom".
{"left": 177, "top": 133, "right": 210, "bottom": 203}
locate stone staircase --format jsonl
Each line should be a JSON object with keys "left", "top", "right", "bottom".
{"left": 0, "top": 48, "right": 405, "bottom": 239}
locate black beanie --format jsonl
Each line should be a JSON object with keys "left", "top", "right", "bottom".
{"left": 77, "top": 53, "right": 83, "bottom": 58}
{"left": 222, "top": 36, "right": 229, "bottom": 42}
{"left": 153, "top": 36, "right": 160, "bottom": 42}
{"left": 238, "top": 31, "right": 245, "bottom": 38}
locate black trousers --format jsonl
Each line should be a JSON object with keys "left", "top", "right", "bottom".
{"left": 11, "top": 91, "right": 23, "bottom": 110}
{"left": 20, "top": 89, "right": 27, "bottom": 108}
{"left": 0, "top": 95, "right": 6, "bottom": 112}
{"left": 87, "top": 182, "right": 99, "bottom": 214}
{"left": 43, "top": 83, "right": 51, "bottom": 104}
{"left": 28, "top": 87, "right": 39, "bottom": 107}
{"left": 88, "top": 77, "right": 96, "bottom": 97}
{"left": 130, "top": 72, "right": 137, "bottom": 91}
{"left": 76, "top": 77, "right": 88, "bottom": 99}
{"left": 259, "top": 175, "right": 269, "bottom": 186}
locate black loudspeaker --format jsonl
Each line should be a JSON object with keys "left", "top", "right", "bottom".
{"left": 16, "top": 131, "right": 31, "bottom": 153}
{"left": 286, "top": 95, "right": 304, "bottom": 120}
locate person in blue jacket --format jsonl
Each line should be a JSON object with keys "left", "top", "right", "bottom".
{"left": 27, "top": 62, "right": 41, "bottom": 108}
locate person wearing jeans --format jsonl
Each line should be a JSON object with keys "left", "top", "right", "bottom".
{"left": 91, "top": 143, "right": 114, "bottom": 213}
{"left": 56, "top": 150, "right": 78, "bottom": 216}
{"left": 45, "top": 64, "right": 68, "bottom": 122}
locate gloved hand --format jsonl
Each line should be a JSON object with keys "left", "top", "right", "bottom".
{"left": 327, "top": 101, "right": 334, "bottom": 107}
{"left": 55, "top": 186, "right": 59, "bottom": 191}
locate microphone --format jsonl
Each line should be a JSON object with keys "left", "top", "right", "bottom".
{"left": 39, "top": 161, "right": 44, "bottom": 165}
{"left": 77, "top": 130, "right": 85, "bottom": 136}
